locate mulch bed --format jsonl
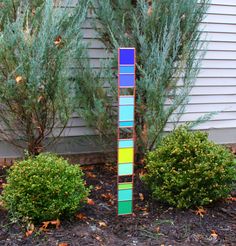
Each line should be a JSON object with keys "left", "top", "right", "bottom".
{"left": 0, "top": 161, "right": 235, "bottom": 246}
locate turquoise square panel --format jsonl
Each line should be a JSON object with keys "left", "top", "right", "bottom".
{"left": 118, "top": 189, "right": 133, "bottom": 201}
{"left": 119, "top": 96, "right": 134, "bottom": 105}
{"left": 119, "top": 121, "right": 134, "bottom": 127}
{"left": 118, "top": 140, "right": 134, "bottom": 148}
{"left": 119, "top": 106, "right": 134, "bottom": 121}
{"left": 118, "top": 163, "right": 133, "bottom": 176}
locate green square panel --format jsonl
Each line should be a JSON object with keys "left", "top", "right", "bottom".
{"left": 118, "top": 200, "right": 132, "bottom": 215}
{"left": 118, "top": 182, "right": 133, "bottom": 190}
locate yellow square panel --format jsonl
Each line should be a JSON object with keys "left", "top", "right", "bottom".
{"left": 118, "top": 148, "right": 134, "bottom": 164}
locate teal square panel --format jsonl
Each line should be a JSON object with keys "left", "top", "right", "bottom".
{"left": 119, "top": 106, "right": 134, "bottom": 121}
{"left": 118, "top": 163, "right": 133, "bottom": 176}
{"left": 118, "top": 139, "right": 134, "bottom": 148}
{"left": 119, "top": 121, "right": 134, "bottom": 127}
{"left": 119, "top": 96, "right": 134, "bottom": 105}
{"left": 118, "top": 189, "right": 133, "bottom": 201}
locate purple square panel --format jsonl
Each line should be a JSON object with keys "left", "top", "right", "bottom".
{"left": 119, "top": 49, "right": 135, "bottom": 65}
{"left": 119, "top": 74, "right": 135, "bottom": 87}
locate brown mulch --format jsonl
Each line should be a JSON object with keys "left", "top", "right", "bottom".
{"left": 0, "top": 161, "right": 235, "bottom": 246}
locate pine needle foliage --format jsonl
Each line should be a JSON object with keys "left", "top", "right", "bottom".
{"left": 74, "top": 58, "right": 116, "bottom": 145}
{"left": 0, "top": 0, "right": 90, "bottom": 155}
{"left": 92, "top": 0, "right": 209, "bottom": 159}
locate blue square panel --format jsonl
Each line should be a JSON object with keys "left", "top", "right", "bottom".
{"left": 120, "top": 66, "right": 135, "bottom": 74}
{"left": 119, "top": 49, "right": 135, "bottom": 65}
{"left": 119, "top": 106, "right": 134, "bottom": 121}
{"left": 119, "top": 74, "right": 135, "bottom": 87}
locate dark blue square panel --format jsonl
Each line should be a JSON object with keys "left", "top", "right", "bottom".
{"left": 119, "top": 48, "right": 135, "bottom": 65}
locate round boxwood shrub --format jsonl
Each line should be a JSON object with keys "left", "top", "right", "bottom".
{"left": 142, "top": 126, "right": 236, "bottom": 209}
{"left": 1, "top": 153, "right": 90, "bottom": 222}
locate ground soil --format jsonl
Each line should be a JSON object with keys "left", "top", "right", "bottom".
{"left": 0, "top": 160, "right": 235, "bottom": 246}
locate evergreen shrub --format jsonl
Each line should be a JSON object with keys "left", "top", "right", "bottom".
{"left": 1, "top": 153, "right": 90, "bottom": 222}
{"left": 92, "top": 0, "right": 210, "bottom": 158}
{"left": 143, "top": 126, "right": 236, "bottom": 208}
{"left": 0, "top": 0, "right": 90, "bottom": 155}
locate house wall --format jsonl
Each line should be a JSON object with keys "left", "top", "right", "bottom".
{"left": 64, "top": 0, "right": 236, "bottom": 143}
{"left": 1, "top": 0, "right": 236, "bottom": 157}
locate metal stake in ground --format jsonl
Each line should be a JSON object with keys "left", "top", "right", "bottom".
{"left": 117, "top": 48, "right": 136, "bottom": 215}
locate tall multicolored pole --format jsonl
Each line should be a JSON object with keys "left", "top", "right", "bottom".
{"left": 117, "top": 48, "right": 136, "bottom": 215}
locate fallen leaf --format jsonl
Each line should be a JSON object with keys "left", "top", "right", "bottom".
{"left": 86, "top": 172, "right": 96, "bottom": 178}
{"left": 54, "top": 35, "right": 62, "bottom": 46}
{"left": 76, "top": 213, "right": 87, "bottom": 220}
{"left": 87, "top": 198, "right": 95, "bottom": 205}
{"left": 132, "top": 213, "right": 136, "bottom": 217}
{"left": 25, "top": 223, "right": 34, "bottom": 237}
{"left": 81, "top": 165, "right": 94, "bottom": 171}
{"left": 58, "top": 243, "right": 69, "bottom": 246}
{"left": 15, "top": 76, "right": 23, "bottom": 84}
{"left": 95, "top": 185, "right": 102, "bottom": 190}
{"left": 40, "top": 219, "right": 60, "bottom": 231}
{"left": 139, "top": 193, "right": 144, "bottom": 201}
{"left": 139, "top": 169, "right": 146, "bottom": 178}
{"left": 98, "top": 221, "right": 107, "bottom": 228}
{"left": 40, "top": 221, "right": 50, "bottom": 231}
{"left": 211, "top": 230, "right": 218, "bottom": 239}
{"left": 37, "top": 95, "right": 44, "bottom": 103}
{"left": 95, "top": 235, "right": 102, "bottom": 242}
{"left": 25, "top": 230, "right": 33, "bottom": 237}
{"left": 107, "top": 200, "right": 114, "bottom": 206}
{"left": 226, "top": 196, "right": 236, "bottom": 202}
{"left": 101, "top": 193, "right": 114, "bottom": 200}
{"left": 195, "top": 207, "right": 207, "bottom": 217}
{"left": 50, "top": 219, "right": 60, "bottom": 229}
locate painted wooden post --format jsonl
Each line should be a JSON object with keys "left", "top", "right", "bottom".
{"left": 117, "top": 48, "right": 136, "bottom": 215}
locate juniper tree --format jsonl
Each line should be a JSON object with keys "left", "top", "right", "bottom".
{"left": 74, "top": 56, "right": 116, "bottom": 146}
{"left": 90, "top": 0, "right": 209, "bottom": 161}
{"left": 0, "top": 0, "right": 90, "bottom": 155}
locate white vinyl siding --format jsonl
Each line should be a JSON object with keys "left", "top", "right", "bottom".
{"left": 1, "top": 0, "right": 236, "bottom": 157}
{"left": 61, "top": 0, "right": 236, "bottom": 145}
